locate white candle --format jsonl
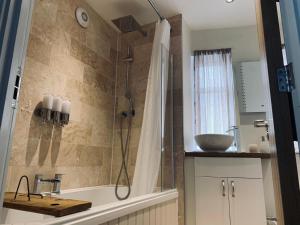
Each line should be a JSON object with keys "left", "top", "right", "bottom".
{"left": 52, "top": 97, "right": 63, "bottom": 112}
{"left": 42, "top": 95, "right": 53, "bottom": 109}
{"left": 62, "top": 100, "right": 71, "bottom": 114}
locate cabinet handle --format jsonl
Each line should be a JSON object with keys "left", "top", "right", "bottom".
{"left": 231, "top": 181, "right": 235, "bottom": 198}
{"left": 222, "top": 180, "right": 226, "bottom": 197}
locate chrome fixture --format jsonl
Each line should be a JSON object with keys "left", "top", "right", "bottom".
{"left": 115, "top": 46, "right": 135, "bottom": 201}
{"left": 231, "top": 181, "right": 235, "bottom": 197}
{"left": 112, "top": 15, "right": 147, "bottom": 37}
{"left": 226, "top": 126, "right": 240, "bottom": 150}
{"left": 147, "top": 0, "right": 165, "bottom": 21}
{"left": 225, "top": 0, "right": 234, "bottom": 3}
{"left": 254, "top": 120, "right": 269, "bottom": 140}
{"left": 32, "top": 174, "right": 62, "bottom": 195}
{"left": 254, "top": 119, "right": 268, "bottom": 128}
{"left": 222, "top": 180, "right": 226, "bottom": 197}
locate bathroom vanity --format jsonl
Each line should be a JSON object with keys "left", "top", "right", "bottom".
{"left": 185, "top": 154, "right": 270, "bottom": 225}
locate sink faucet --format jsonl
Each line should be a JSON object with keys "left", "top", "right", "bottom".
{"left": 226, "top": 126, "right": 240, "bottom": 151}
{"left": 32, "top": 174, "right": 62, "bottom": 195}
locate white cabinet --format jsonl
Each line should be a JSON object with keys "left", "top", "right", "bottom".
{"left": 228, "top": 178, "right": 267, "bottom": 225}
{"left": 194, "top": 158, "right": 267, "bottom": 225}
{"left": 195, "top": 177, "right": 230, "bottom": 225}
{"left": 237, "top": 61, "right": 266, "bottom": 113}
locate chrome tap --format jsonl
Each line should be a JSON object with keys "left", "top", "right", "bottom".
{"left": 32, "top": 174, "right": 62, "bottom": 195}
{"left": 226, "top": 126, "right": 240, "bottom": 151}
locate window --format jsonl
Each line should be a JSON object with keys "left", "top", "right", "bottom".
{"left": 194, "top": 49, "right": 236, "bottom": 136}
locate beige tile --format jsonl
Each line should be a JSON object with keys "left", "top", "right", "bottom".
{"left": 76, "top": 145, "right": 103, "bottom": 166}
{"left": 53, "top": 142, "right": 79, "bottom": 166}
{"left": 61, "top": 121, "right": 92, "bottom": 145}
{"left": 56, "top": 11, "right": 86, "bottom": 44}
{"left": 31, "top": 0, "right": 58, "bottom": 28}
{"left": 83, "top": 66, "right": 115, "bottom": 95}
{"left": 27, "top": 34, "right": 52, "bottom": 66}
{"left": 86, "top": 33, "right": 111, "bottom": 61}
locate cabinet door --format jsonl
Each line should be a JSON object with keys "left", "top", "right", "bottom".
{"left": 229, "top": 178, "right": 267, "bottom": 225}
{"left": 195, "top": 177, "right": 230, "bottom": 225}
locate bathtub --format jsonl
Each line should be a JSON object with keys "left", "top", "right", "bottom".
{"left": 0, "top": 186, "right": 178, "bottom": 225}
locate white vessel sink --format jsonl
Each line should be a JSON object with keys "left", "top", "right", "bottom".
{"left": 195, "top": 134, "right": 234, "bottom": 152}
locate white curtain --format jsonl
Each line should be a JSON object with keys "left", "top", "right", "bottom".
{"left": 194, "top": 49, "right": 236, "bottom": 135}
{"left": 131, "top": 19, "right": 171, "bottom": 196}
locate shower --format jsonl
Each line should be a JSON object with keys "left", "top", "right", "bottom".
{"left": 113, "top": 0, "right": 167, "bottom": 200}
{"left": 114, "top": 45, "right": 135, "bottom": 201}
{"left": 113, "top": 14, "right": 146, "bottom": 201}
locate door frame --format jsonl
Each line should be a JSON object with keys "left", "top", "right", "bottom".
{"left": 0, "top": 0, "right": 34, "bottom": 214}
{"left": 0, "top": 0, "right": 299, "bottom": 224}
{"left": 256, "top": 0, "right": 300, "bottom": 224}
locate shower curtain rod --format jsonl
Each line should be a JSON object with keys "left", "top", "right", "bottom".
{"left": 147, "top": 0, "right": 165, "bottom": 21}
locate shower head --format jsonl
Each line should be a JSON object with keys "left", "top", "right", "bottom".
{"left": 112, "top": 15, "right": 147, "bottom": 37}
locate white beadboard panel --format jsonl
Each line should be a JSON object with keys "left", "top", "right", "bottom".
{"left": 143, "top": 207, "right": 150, "bottom": 225}
{"left": 160, "top": 202, "right": 167, "bottom": 225}
{"left": 155, "top": 204, "right": 161, "bottom": 225}
{"left": 128, "top": 213, "right": 136, "bottom": 225}
{"left": 136, "top": 210, "right": 144, "bottom": 225}
{"left": 119, "top": 216, "right": 128, "bottom": 225}
{"left": 149, "top": 206, "right": 156, "bottom": 225}
{"left": 98, "top": 199, "right": 178, "bottom": 225}
{"left": 109, "top": 219, "right": 119, "bottom": 225}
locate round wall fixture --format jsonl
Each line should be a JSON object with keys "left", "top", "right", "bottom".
{"left": 75, "top": 7, "right": 89, "bottom": 28}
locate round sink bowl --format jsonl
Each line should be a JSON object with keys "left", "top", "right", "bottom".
{"left": 195, "top": 134, "right": 234, "bottom": 152}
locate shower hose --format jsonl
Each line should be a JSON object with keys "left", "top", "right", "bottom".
{"left": 115, "top": 113, "right": 132, "bottom": 200}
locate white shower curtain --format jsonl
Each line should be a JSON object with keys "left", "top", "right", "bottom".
{"left": 131, "top": 19, "right": 171, "bottom": 196}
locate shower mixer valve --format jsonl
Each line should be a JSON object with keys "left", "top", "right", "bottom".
{"left": 122, "top": 109, "right": 135, "bottom": 117}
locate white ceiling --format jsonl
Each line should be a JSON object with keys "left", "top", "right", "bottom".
{"left": 86, "top": 0, "right": 257, "bottom": 31}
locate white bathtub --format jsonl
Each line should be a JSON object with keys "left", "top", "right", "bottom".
{"left": 0, "top": 186, "right": 178, "bottom": 225}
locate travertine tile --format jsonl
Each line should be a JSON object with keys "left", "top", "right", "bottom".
{"left": 8, "top": 1, "right": 184, "bottom": 223}
{"left": 27, "top": 35, "right": 52, "bottom": 66}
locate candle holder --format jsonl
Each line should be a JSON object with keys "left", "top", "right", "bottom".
{"left": 53, "top": 111, "right": 61, "bottom": 125}
{"left": 35, "top": 104, "right": 52, "bottom": 123}
{"left": 40, "top": 108, "right": 52, "bottom": 123}
{"left": 35, "top": 97, "right": 71, "bottom": 127}
{"left": 60, "top": 113, "right": 70, "bottom": 126}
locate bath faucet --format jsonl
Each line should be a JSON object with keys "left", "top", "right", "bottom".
{"left": 32, "top": 174, "right": 62, "bottom": 195}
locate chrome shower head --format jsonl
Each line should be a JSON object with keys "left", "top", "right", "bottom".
{"left": 112, "top": 15, "right": 147, "bottom": 37}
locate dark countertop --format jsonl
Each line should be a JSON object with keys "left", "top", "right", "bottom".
{"left": 185, "top": 151, "right": 271, "bottom": 159}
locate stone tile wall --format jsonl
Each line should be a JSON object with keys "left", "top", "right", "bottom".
{"left": 5, "top": 1, "right": 184, "bottom": 224}
{"left": 5, "top": 0, "right": 118, "bottom": 192}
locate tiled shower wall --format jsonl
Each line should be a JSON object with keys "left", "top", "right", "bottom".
{"left": 4, "top": 0, "right": 184, "bottom": 224}
{"left": 5, "top": 0, "right": 118, "bottom": 191}
{"left": 111, "top": 15, "right": 184, "bottom": 225}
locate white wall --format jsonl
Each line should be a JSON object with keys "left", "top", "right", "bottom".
{"left": 182, "top": 18, "right": 195, "bottom": 151}
{"left": 191, "top": 26, "right": 260, "bottom": 63}
{"left": 191, "top": 26, "right": 268, "bottom": 152}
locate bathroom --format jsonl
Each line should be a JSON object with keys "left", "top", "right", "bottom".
{"left": 0, "top": 0, "right": 300, "bottom": 225}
